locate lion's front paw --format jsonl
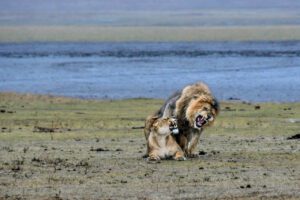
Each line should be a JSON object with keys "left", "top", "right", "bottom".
{"left": 147, "top": 155, "right": 161, "bottom": 162}
{"left": 174, "top": 151, "right": 187, "bottom": 161}
{"left": 174, "top": 156, "right": 187, "bottom": 161}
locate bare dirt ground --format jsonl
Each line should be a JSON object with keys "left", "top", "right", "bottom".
{"left": 0, "top": 93, "right": 299, "bottom": 199}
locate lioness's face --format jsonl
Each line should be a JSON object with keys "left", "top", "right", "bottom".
{"left": 153, "top": 118, "right": 179, "bottom": 135}
{"left": 187, "top": 102, "right": 217, "bottom": 129}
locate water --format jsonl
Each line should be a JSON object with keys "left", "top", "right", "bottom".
{"left": 0, "top": 41, "right": 300, "bottom": 102}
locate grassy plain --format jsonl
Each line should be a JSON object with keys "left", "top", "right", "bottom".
{"left": 0, "top": 93, "right": 299, "bottom": 199}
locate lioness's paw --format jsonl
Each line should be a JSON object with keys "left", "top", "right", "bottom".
{"left": 147, "top": 155, "right": 161, "bottom": 162}
{"left": 174, "top": 156, "right": 186, "bottom": 161}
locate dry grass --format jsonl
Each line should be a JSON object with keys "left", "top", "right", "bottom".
{"left": 0, "top": 93, "right": 299, "bottom": 199}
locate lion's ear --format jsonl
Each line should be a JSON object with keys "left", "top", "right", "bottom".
{"left": 212, "top": 98, "right": 220, "bottom": 114}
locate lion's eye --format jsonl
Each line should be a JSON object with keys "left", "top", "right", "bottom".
{"left": 203, "top": 107, "right": 208, "bottom": 111}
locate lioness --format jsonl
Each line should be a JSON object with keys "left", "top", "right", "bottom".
{"left": 144, "top": 116, "right": 186, "bottom": 161}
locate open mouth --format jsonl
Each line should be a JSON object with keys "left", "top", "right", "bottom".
{"left": 169, "top": 125, "right": 179, "bottom": 134}
{"left": 169, "top": 120, "right": 179, "bottom": 134}
{"left": 170, "top": 127, "right": 179, "bottom": 134}
{"left": 195, "top": 115, "right": 208, "bottom": 128}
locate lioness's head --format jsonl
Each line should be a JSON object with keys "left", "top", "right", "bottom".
{"left": 185, "top": 94, "right": 219, "bottom": 129}
{"left": 152, "top": 117, "right": 179, "bottom": 135}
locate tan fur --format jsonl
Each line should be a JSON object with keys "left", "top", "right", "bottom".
{"left": 144, "top": 115, "right": 158, "bottom": 141}
{"left": 175, "top": 82, "right": 219, "bottom": 157}
{"left": 144, "top": 82, "right": 219, "bottom": 158}
{"left": 145, "top": 118, "right": 185, "bottom": 161}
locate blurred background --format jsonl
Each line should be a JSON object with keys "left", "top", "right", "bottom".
{"left": 0, "top": 0, "right": 300, "bottom": 101}
{"left": 1, "top": 0, "right": 300, "bottom": 27}
{"left": 1, "top": 0, "right": 300, "bottom": 40}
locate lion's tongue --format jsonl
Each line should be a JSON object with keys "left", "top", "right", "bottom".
{"left": 196, "top": 116, "right": 205, "bottom": 127}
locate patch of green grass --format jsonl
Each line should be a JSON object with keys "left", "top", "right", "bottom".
{"left": 0, "top": 93, "right": 299, "bottom": 140}
{"left": 0, "top": 94, "right": 163, "bottom": 141}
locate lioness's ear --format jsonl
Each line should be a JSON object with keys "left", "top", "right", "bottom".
{"left": 152, "top": 121, "right": 158, "bottom": 126}
{"left": 151, "top": 116, "right": 159, "bottom": 120}
{"left": 150, "top": 116, "right": 159, "bottom": 125}
{"left": 152, "top": 120, "right": 160, "bottom": 130}
{"left": 146, "top": 115, "right": 159, "bottom": 129}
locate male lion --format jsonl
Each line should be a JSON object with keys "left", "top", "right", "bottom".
{"left": 150, "top": 82, "right": 219, "bottom": 157}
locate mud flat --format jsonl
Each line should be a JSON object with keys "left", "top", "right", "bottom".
{"left": 0, "top": 93, "right": 299, "bottom": 199}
